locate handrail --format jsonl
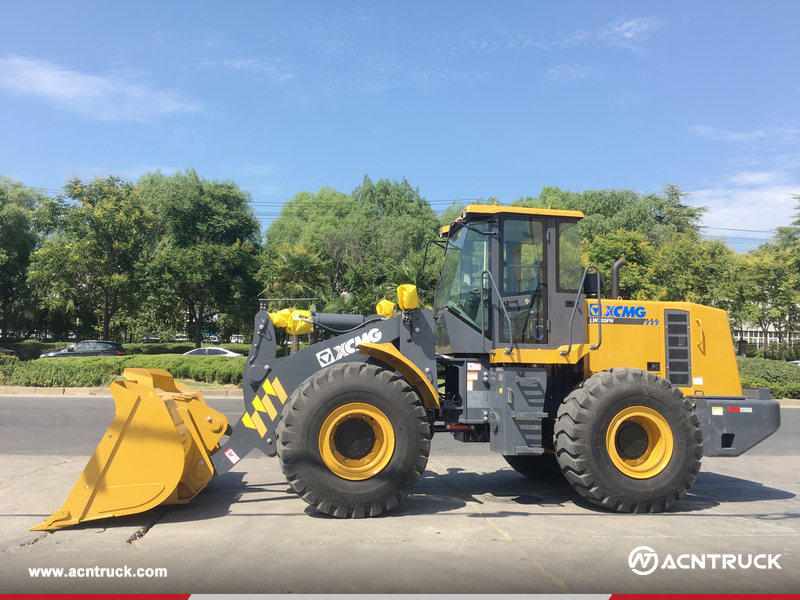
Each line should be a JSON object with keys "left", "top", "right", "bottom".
{"left": 480, "top": 270, "right": 515, "bottom": 355}
{"left": 560, "top": 265, "right": 602, "bottom": 356}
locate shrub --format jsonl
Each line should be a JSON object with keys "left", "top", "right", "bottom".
{"left": 0, "top": 355, "right": 18, "bottom": 382}
{"left": 123, "top": 343, "right": 195, "bottom": 355}
{"left": 736, "top": 356, "right": 800, "bottom": 384}
{"left": 6, "top": 340, "right": 68, "bottom": 361}
{"left": 3, "top": 355, "right": 245, "bottom": 387}
{"left": 737, "top": 356, "right": 800, "bottom": 399}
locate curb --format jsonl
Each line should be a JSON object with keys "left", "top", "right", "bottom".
{"left": 0, "top": 385, "right": 243, "bottom": 398}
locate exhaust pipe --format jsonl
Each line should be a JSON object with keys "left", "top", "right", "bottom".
{"left": 610, "top": 258, "right": 626, "bottom": 300}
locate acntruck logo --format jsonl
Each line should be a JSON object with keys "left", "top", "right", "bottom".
{"left": 589, "top": 303, "right": 647, "bottom": 318}
{"left": 628, "top": 547, "right": 782, "bottom": 575}
{"left": 629, "top": 546, "right": 659, "bottom": 576}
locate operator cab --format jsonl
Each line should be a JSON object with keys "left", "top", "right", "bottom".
{"left": 433, "top": 205, "right": 585, "bottom": 355}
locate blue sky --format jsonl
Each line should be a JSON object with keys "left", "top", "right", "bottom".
{"left": 1, "top": 1, "right": 798, "bottom": 251}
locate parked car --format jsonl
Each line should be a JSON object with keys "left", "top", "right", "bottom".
{"left": 182, "top": 347, "right": 243, "bottom": 357}
{"left": 230, "top": 334, "right": 244, "bottom": 344}
{"left": 0, "top": 346, "right": 15, "bottom": 356}
{"left": 39, "top": 340, "right": 126, "bottom": 358}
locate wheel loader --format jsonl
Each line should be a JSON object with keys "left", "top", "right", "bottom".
{"left": 32, "top": 204, "right": 781, "bottom": 530}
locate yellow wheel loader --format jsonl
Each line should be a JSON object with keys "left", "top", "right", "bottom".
{"left": 32, "top": 205, "right": 781, "bottom": 530}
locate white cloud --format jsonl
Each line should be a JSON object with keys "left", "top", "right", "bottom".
{"left": 691, "top": 182, "right": 798, "bottom": 233}
{"left": 198, "top": 58, "right": 295, "bottom": 83}
{"left": 690, "top": 124, "right": 800, "bottom": 145}
{"left": 0, "top": 56, "right": 202, "bottom": 122}
{"left": 725, "top": 171, "right": 789, "bottom": 187}
{"left": 547, "top": 17, "right": 663, "bottom": 52}
{"left": 238, "top": 164, "right": 276, "bottom": 176}
{"left": 546, "top": 63, "right": 603, "bottom": 83}
{"left": 690, "top": 125, "right": 768, "bottom": 143}
{"left": 253, "top": 185, "right": 279, "bottom": 196}
{"left": 598, "top": 17, "right": 662, "bottom": 50}
{"left": 612, "top": 93, "right": 642, "bottom": 106}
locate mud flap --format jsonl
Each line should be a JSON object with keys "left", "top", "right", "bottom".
{"left": 30, "top": 369, "right": 229, "bottom": 531}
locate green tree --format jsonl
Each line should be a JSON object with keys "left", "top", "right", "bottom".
{"left": 260, "top": 243, "right": 328, "bottom": 306}
{"left": 514, "top": 185, "right": 707, "bottom": 246}
{"left": 652, "top": 184, "right": 707, "bottom": 237}
{"left": 0, "top": 176, "right": 42, "bottom": 338}
{"left": 647, "top": 234, "right": 735, "bottom": 305}
{"left": 27, "top": 175, "right": 157, "bottom": 340}
{"left": 581, "top": 230, "right": 656, "bottom": 300}
{"left": 264, "top": 176, "right": 439, "bottom": 314}
{"left": 773, "top": 193, "right": 800, "bottom": 248}
{"left": 139, "top": 169, "right": 261, "bottom": 347}
{"left": 735, "top": 243, "right": 799, "bottom": 357}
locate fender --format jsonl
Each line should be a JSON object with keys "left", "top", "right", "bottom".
{"left": 358, "top": 342, "right": 440, "bottom": 409}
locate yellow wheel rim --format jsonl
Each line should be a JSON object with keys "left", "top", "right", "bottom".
{"left": 318, "top": 402, "right": 395, "bottom": 481}
{"left": 606, "top": 406, "right": 674, "bottom": 479}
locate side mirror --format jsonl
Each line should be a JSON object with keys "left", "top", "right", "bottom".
{"left": 67, "top": 345, "right": 75, "bottom": 352}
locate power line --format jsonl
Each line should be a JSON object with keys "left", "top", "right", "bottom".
{"left": 0, "top": 183, "right": 61, "bottom": 196}
{"left": 700, "top": 225, "right": 776, "bottom": 234}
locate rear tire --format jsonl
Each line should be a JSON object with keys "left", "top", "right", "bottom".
{"left": 554, "top": 368, "right": 703, "bottom": 513}
{"left": 277, "top": 363, "right": 431, "bottom": 518}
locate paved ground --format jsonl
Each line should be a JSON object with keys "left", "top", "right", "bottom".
{"left": 0, "top": 393, "right": 798, "bottom": 595}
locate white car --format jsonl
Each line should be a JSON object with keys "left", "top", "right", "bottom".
{"left": 183, "top": 347, "right": 243, "bottom": 357}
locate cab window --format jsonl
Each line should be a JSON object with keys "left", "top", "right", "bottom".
{"left": 557, "top": 220, "right": 582, "bottom": 293}
{"left": 499, "top": 217, "right": 547, "bottom": 344}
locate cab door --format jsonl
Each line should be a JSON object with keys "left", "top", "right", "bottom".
{"left": 496, "top": 216, "right": 548, "bottom": 346}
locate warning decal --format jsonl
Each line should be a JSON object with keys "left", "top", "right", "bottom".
{"left": 224, "top": 448, "right": 241, "bottom": 465}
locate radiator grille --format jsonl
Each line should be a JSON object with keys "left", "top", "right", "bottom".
{"left": 665, "top": 310, "right": 691, "bottom": 387}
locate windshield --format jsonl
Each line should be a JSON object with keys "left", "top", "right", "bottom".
{"left": 433, "top": 221, "right": 492, "bottom": 332}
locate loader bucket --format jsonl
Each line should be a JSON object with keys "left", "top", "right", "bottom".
{"left": 31, "top": 368, "right": 229, "bottom": 531}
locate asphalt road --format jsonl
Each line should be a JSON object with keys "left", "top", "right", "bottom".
{"left": 1, "top": 394, "right": 798, "bottom": 595}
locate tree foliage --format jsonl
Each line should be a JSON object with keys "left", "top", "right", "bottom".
{"left": 4, "top": 168, "right": 799, "bottom": 362}
{"left": 139, "top": 169, "right": 261, "bottom": 347}
{"left": 264, "top": 175, "right": 439, "bottom": 314}
{"left": 28, "top": 175, "right": 157, "bottom": 340}
{"left": 0, "top": 176, "right": 42, "bottom": 336}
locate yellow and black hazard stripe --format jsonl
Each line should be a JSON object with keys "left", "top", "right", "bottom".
{"left": 240, "top": 377, "right": 288, "bottom": 438}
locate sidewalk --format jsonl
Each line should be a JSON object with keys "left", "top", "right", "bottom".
{"left": 0, "top": 385, "right": 797, "bottom": 405}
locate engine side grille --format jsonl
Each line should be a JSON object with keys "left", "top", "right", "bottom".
{"left": 665, "top": 310, "right": 691, "bottom": 387}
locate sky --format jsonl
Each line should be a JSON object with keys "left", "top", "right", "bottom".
{"left": 1, "top": 1, "right": 798, "bottom": 252}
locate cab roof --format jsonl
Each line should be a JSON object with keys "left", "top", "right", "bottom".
{"left": 438, "top": 204, "right": 584, "bottom": 237}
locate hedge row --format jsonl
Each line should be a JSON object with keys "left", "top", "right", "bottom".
{"left": 3, "top": 354, "right": 799, "bottom": 397}
{"left": 2, "top": 340, "right": 251, "bottom": 361}
{"left": 737, "top": 356, "right": 800, "bottom": 399}
{"left": 0, "top": 355, "right": 245, "bottom": 387}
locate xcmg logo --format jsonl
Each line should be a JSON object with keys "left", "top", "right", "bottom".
{"left": 589, "top": 304, "right": 647, "bottom": 319}
{"left": 628, "top": 546, "right": 782, "bottom": 576}
{"left": 315, "top": 328, "right": 383, "bottom": 368}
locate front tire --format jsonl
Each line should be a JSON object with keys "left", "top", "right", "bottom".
{"left": 277, "top": 363, "right": 431, "bottom": 518}
{"left": 554, "top": 368, "right": 703, "bottom": 513}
